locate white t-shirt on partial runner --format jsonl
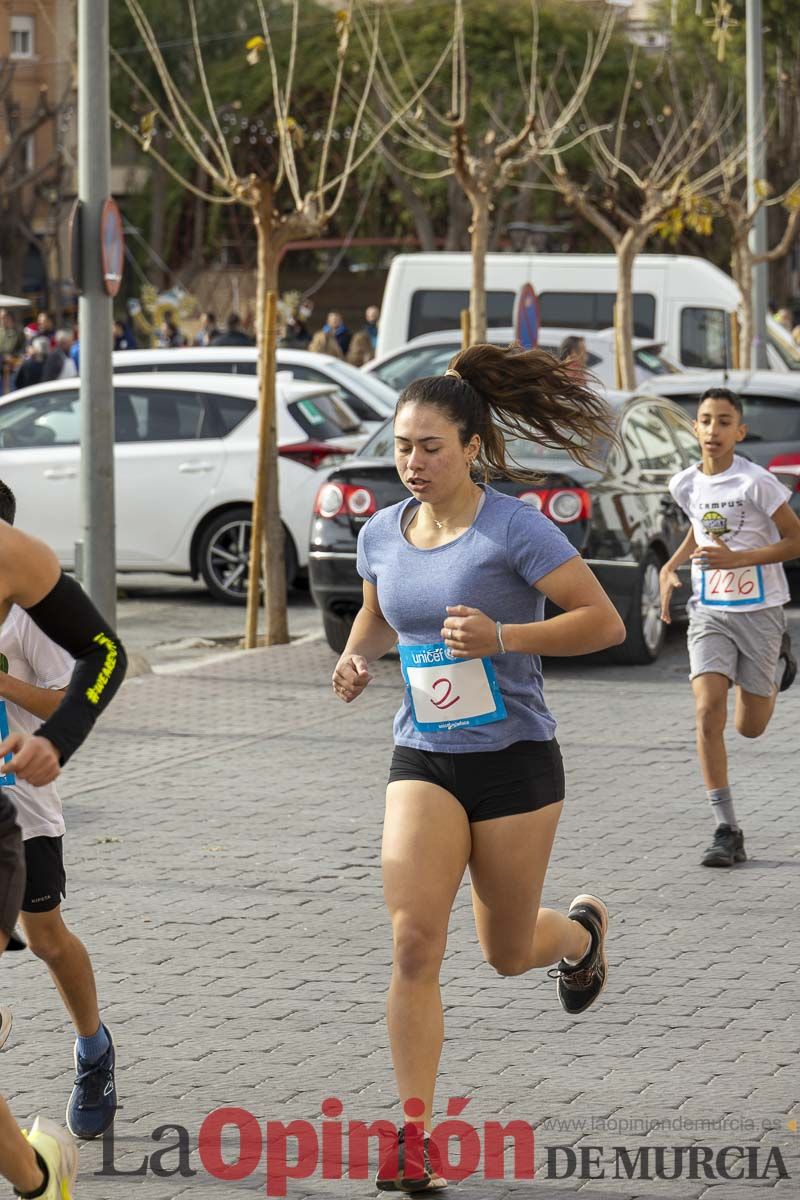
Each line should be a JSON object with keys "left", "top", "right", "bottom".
{"left": 669, "top": 455, "right": 792, "bottom": 613}
{"left": 0, "top": 606, "right": 73, "bottom": 840}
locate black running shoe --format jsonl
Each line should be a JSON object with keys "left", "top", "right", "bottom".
{"left": 376, "top": 1128, "right": 448, "bottom": 1193}
{"left": 701, "top": 823, "right": 746, "bottom": 868}
{"left": 779, "top": 631, "right": 796, "bottom": 693}
{"left": 549, "top": 894, "right": 608, "bottom": 1016}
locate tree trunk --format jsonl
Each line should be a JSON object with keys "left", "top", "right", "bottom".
{"left": 469, "top": 192, "right": 491, "bottom": 344}
{"left": 615, "top": 230, "right": 639, "bottom": 391}
{"left": 252, "top": 186, "right": 289, "bottom": 646}
{"left": 445, "top": 176, "right": 470, "bottom": 250}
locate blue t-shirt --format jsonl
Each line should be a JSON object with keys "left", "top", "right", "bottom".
{"left": 356, "top": 485, "right": 579, "bottom": 752}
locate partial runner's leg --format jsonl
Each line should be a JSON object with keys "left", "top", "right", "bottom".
{"left": 20, "top": 906, "right": 101, "bottom": 1037}
{"left": 468, "top": 802, "right": 588, "bottom": 973}
{"left": 382, "top": 780, "right": 470, "bottom": 1131}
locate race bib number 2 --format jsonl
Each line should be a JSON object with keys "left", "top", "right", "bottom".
{"left": 399, "top": 643, "right": 507, "bottom": 733}
{"left": 700, "top": 563, "right": 765, "bottom": 608}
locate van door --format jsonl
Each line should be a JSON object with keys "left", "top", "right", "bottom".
{"left": 677, "top": 305, "right": 731, "bottom": 370}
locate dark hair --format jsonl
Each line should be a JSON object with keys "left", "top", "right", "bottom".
{"left": 0, "top": 480, "right": 16, "bottom": 526}
{"left": 203, "top": 310, "right": 216, "bottom": 323}
{"left": 698, "top": 387, "right": 743, "bottom": 416}
{"left": 558, "top": 335, "right": 585, "bottom": 361}
{"left": 396, "top": 342, "right": 614, "bottom": 478}
{"left": 226, "top": 313, "right": 241, "bottom": 330}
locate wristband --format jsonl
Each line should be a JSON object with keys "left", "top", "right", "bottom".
{"left": 495, "top": 620, "right": 507, "bottom": 654}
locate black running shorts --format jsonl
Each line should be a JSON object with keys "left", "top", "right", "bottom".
{"left": 388, "top": 739, "right": 565, "bottom": 821}
{"left": 0, "top": 790, "right": 25, "bottom": 949}
{"left": 22, "top": 836, "right": 66, "bottom": 913}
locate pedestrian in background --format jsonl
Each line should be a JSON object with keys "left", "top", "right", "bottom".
{"left": 193, "top": 311, "right": 219, "bottom": 346}
{"left": 157, "top": 315, "right": 185, "bottom": 348}
{"left": 347, "top": 330, "right": 375, "bottom": 367}
{"left": 309, "top": 330, "right": 342, "bottom": 357}
{"left": 558, "top": 335, "right": 588, "bottom": 383}
{"left": 42, "top": 331, "right": 77, "bottom": 382}
{"left": 363, "top": 304, "right": 380, "bottom": 349}
{"left": 113, "top": 319, "right": 137, "bottom": 351}
{"left": 324, "top": 311, "right": 351, "bottom": 356}
{"left": 211, "top": 313, "right": 254, "bottom": 347}
{"left": 12, "top": 337, "right": 50, "bottom": 390}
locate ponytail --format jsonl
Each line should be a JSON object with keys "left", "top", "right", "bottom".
{"left": 395, "top": 342, "right": 614, "bottom": 480}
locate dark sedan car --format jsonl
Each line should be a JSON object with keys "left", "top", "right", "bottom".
{"left": 309, "top": 390, "right": 699, "bottom": 664}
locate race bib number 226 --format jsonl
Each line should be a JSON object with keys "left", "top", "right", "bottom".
{"left": 701, "top": 563, "right": 765, "bottom": 607}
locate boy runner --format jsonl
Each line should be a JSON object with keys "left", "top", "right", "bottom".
{"left": 660, "top": 387, "right": 800, "bottom": 867}
{"left": 0, "top": 483, "right": 117, "bottom": 1141}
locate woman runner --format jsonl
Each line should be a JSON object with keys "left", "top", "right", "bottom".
{"left": 332, "top": 344, "right": 626, "bottom": 1192}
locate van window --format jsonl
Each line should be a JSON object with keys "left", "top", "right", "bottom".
{"left": 408, "top": 290, "right": 515, "bottom": 339}
{"left": 538, "top": 292, "right": 656, "bottom": 337}
{"left": 680, "top": 308, "right": 729, "bottom": 368}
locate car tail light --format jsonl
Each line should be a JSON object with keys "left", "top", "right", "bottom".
{"left": 314, "top": 482, "right": 377, "bottom": 519}
{"left": 517, "top": 487, "right": 591, "bottom": 523}
{"left": 279, "top": 441, "right": 354, "bottom": 470}
{"left": 768, "top": 452, "right": 800, "bottom": 491}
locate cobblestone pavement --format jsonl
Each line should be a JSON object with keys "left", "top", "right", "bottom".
{"left": 2, "top": 634, "right": 797, "bottom": 1200}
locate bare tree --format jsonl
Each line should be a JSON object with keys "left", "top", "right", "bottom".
{"left": 715, "top": 169, "right": 800, "bottom": 368}
{"left": 366, "top": 0, "right": 614, "bottom": 343}
{"left": 539, "top": 53, "right": 744, "bottom": 388}
{"left": 114, "top": 0, "right": 430, "bottom": 644}
{"left": 0, "top": 60, "right": 64, "bottom": 298}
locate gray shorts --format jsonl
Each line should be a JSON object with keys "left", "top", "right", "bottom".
{"left": 687, "top": 604, "right": 787, "bottom": 697}
{"left": 0, "top": 790, "right": 25, "bottom": 950}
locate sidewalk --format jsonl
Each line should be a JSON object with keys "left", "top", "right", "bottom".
{"left": 3, "top": 637, "right": 797, "bottom": 1199}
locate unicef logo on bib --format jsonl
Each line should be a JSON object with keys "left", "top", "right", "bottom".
{"left": 398, "top": 642, "right": 507, "bottom": 733}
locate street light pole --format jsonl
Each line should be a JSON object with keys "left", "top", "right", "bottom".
{"left": 746, "top": 0, "right": 769, "bottom": 369}
{"left": 77, "top": 0, "right": 116, "bottom": 623}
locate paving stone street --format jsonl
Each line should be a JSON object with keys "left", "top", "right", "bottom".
{"left": 2, "top": 631, "right": 797, "bottom": 1200}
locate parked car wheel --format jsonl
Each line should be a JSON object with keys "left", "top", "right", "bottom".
{"left": 610, "top": 550, "right": 666, "bottom": 665}
{"left": 322, "top": 609, "right": 354, "bottom": 654}
{"left": 198, "top": 506, "right": 298, "bottom": 604}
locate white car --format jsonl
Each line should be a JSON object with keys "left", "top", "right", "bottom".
{"left": 365, "top": 327, "right": 681, "bottom": 392}
{"left": 0, "top": 372, "right": 362, "bottom": 603}
{"left": 111, "top": 346, "right": 398, "bottom": 427}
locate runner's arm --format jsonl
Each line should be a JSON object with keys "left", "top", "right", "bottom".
{"left": 0, "top": 524, "right": 127, "bottom": 765}
{"left": 659, "top": 526, "right": 695, "bottom": 624}
{"left": 332, "top": 582, "right": 397, "bottom": 703}
{"left": 342, "top": 582, "right": 398, "bottom": 662}
{"left": 502, "top": 557, "right": 625, "bottom": 657}
{"left": 700, "top": 502, "right": 800, "bottom": 568}
{"left": 0, "top": 676, "right": 66, "bottom": 721}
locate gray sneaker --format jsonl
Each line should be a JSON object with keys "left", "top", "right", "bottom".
{"left": 701, "top": 824, "right": 746, "bottom": 868}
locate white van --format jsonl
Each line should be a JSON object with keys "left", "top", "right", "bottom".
{"left": 376, "top": 252, "right": 742, "bottom": 372}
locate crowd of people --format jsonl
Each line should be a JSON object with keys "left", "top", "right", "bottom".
{"left": 0, "top": 301, "right": 381, "bottom": 395}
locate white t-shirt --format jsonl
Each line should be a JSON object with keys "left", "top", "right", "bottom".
{"left": 669, "top": 455, "right": 792, "bottom": 612}
{"left": 0, "top": 607, "right": 73, "bottom": 839}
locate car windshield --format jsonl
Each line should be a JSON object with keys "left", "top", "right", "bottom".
{"left": 289, "top": 392, "right": 361, "bottom": 439}
{"left": 371, "top": 345, "right": 462, "bottom": 392}
{"left": 358, "top": 421, "right": 596, "bottom": 465}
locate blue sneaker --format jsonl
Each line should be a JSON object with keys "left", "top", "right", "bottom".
{"left": 66, "top": 1024, "right": 118, "bottom": 1139}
